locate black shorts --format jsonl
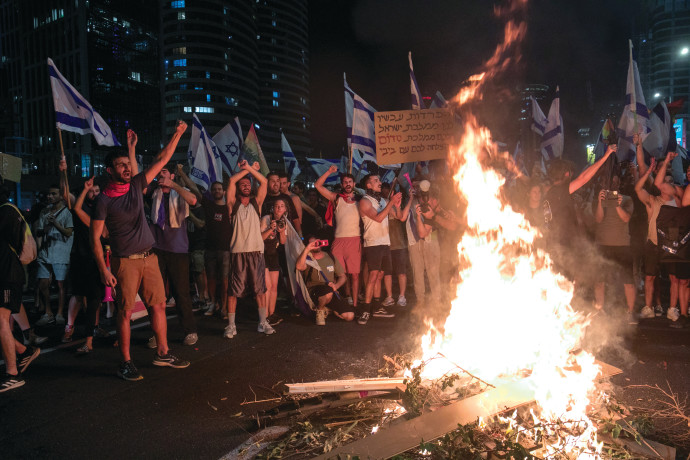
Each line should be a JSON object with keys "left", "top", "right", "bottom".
{"left": 644, "top": 240, "right": 660, "bottom": 276}
{"left": 0, "top": 284, "right": 22, "bottom": 314}
{"left": 230, "top": 252, "right": 266, "bottom": 298}
{"left": 598, "top": 245, "right": 633, "bottom": 284}
{"left": 70, "top": 254, "right": 104, "bottom": 299}
{"left": 363, "top": 245, "right": 392, "bottom": 274}
{"left": 264, "top": 250, "right": 280, "bottom": 272}
{"left": 390, "top": 248, "right": 408, "bottom": 276}
{"left": 308, "top": 284, "right": 355, "bottom": 315}
{"left": 666, "top": 262, "right": 690, "bottom": 280}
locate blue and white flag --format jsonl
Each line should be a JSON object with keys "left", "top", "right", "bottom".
{"left": 307, "top": 158, "right": 340, "bottom": 185}
{"left": 188, "top": 114, "right": 222, "bottom": 190}
{"left": 541, "top": 87, "right": 563, "bottom": 160}
{"left": 642, "top": 101, "right": 672, "bottom": 159}
{"left": 513, "top": 141, "right": 528, "bottom": 176}
{"left": 212, "top": 117, "right": 243, "bottom": 174}
{"left": 429, "top": 90, "right": 448, "bottom": 109}
{"left": 281, "top": 132, "right": 301, "bottom": 182}
{"left": 409, "top": 52, "right": 425, "bottom": 110}
{"left": 381, "top": 169, "right": 396, "bottom": 184}
{"left": 530, "top": 96, "right": 547, "bottom": 136}
{"left": 351, "top": 92, "right": 377, "bottom": 160}
{"left": 344, "top": 73, "right": 355, "bottom": 148}
{"left": 47, "top": 58, "right": 120, "bottom": 146}
{"left": 617, "top": 40, "right": 652, "bottom": 161}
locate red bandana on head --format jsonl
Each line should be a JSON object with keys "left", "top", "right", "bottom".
{"left": 103, "top": 181, "right": 130, "bottom": 198}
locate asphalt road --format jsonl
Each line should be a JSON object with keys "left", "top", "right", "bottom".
{"left": 2, "top": 297, "right": 689, "bottom": 459}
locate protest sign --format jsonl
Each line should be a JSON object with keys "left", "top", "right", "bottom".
{"left": 0, "top": 153, "right": 22, "bottom": 183}
{"left": 374, "top": 108, "right": 455, "bottom": 165}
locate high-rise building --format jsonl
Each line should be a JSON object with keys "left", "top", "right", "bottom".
{"left": 0, "top": 0, "right": 160, "bottom": 192}
{"left": 638, "top": 1, "right": 690, "bottom": 114}
{"left": 160, "top": 0, "right": 311, "bottom": 168}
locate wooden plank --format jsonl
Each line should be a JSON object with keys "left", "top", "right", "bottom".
{"left": 286, "top": 378, "right": 406, "bottom": 394}
{"left": 314, "top": 360, "right": 622, "bottom": 460}
{"left": 598, "top": 434, "right": 676, "bottom": 460}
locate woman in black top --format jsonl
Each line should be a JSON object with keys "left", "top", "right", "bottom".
{"left": 260, "top": 198, "right": 288, "bottom": 321}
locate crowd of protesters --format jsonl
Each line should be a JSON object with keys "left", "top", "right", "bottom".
{"left": 2, "top": 123, "right": 689, "bottom": 392}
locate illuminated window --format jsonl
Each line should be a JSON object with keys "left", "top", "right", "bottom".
{"left": 173, "top": 47, "right": 186, "bottom": 55}
{"left": 271, "top": 73, "right": 278, "bottom": 80}
{"left": 130, "top": 72, "right": 141, "bottom": 82}
{"left": 171, "top": 0, "right": 185, "bottom": 8}
{"left": 206, "top": 94, "right": 211, "bottom": 102}
{"left": 178, "top": 12, "right": 185, "bottom": 20}
{"left": 272, "top": 100, "right": 279, "bottom": 107}
{"left": 272, "top": 91, "right": 280, "bottom": 98}
{"left": 173, "top": 59, "right": 186, "bottom": 67}
{"left": 206, "top": 71, "right": 211, "bottom": 79}
{"left": 225, "top": 97, "right": 237, "bottom": 106}
{"left": 196, "top": 107, "right": 214, "bottom": 113}
{"left": 183, "top": 106, "right": 192, "bottom": 112}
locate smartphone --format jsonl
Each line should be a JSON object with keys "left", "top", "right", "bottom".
{"left": 315, "top": 240, "right": 329, "bottom": 247}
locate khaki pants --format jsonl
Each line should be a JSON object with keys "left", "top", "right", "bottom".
{"left": 408, "top": 239, "right": 441, "bottom": 303}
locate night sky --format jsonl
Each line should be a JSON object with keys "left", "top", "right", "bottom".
{"left": 308, "top": 0, "right": 642, "bottom": 161}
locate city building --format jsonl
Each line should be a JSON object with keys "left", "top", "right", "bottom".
{"left": 0, "top": 0, "right": 161, "bottom": 197}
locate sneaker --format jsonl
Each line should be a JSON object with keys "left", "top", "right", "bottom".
{"left": 397, "top": 295, "right": 407, "bottom": 307}
{"left": 55, "top": 314, "right": 65, "bottom": 326}
{"left": 36, "top": 313, "right": 55, "bottom": 326}
{"left": 27, "top": 331, "right": 48, "bottom": 346}
{"left": 147, "top": 336, "right": 157, "bottom": 349}
{"left": 670, "top": 315, "right": 689, "bottom": 329}
{"left": 61, "top": 325, "right": 74, "bottom": 343}
{"left": 203, "top": 303, "right": 216, "bottom": 316}
{"left": 347, "top": 296, "right": 353, "bottom": 306}
{"left": 183, "top": 333, "right": 198, "bottom": 346}
{"left": 153, "top": 352, "right": 190, "bottom": 368}
{"left": 258, "top": 320, "right": 276, "bottom": 335}
{"left": 627, "top": 311, "right": 639, "bottom": 325}
{"left": 223, "top": 324, "right": 237, "bottom": 338}
{"left": 639, "top": 306, "right": 655, "bottom": 319}
{"left": 357, "top": 311, "right": 371, "bottom": 325}
{"left": 268, "top": 314, "right": 283, "bottom": 326}
{"left": 373, "top": 307, "right": 395, "bottom": 318}
{"left": 382, "top": 297, "right": 395, "bottom": 307}
{"left": 654, "top": 304, "right": 664, "bottom": 317}
{"left": 16, "top": 346, "right": 40, "bottom": 374}
{"left": 166, "top": 297, "right": 176, "bottom": 308}
{"left": 667, "top": 307, "right": 681, "bottom": 322}
{"left": 315, "top": 310, "right": 326, "bottom": 326}
{"left": 118, "top": 360, "right": 143, "bottom": 381}
{"left": 93, "top": 327, "right": 110, "bottom": 338}
{"left": 0, "top": 373, "right": 25, "bottom": 393}
{"left": 191, "top": 301, "right": 203, "bottom": 313}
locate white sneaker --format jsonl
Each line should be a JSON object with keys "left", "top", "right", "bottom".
{"left": 147, "top": 336, "right": 157, "bottom": 349}
{"left": 166, "top": 297, "right": 176, "bottom": 308}
{"left": 667, "top": 307, "right": 681, "bottom": 322}
{"left": 258, "top": 320, "right": 276, "bottom": 335}
{"left": 204, "top": 302, "right": 216, "bottom": 316}
{"left": 382, "top": 297, "right": 395, "bottom": 307}
{"left": 397, "top": 295, "right": 407, "bottom": 307}
{"left": 639, "top": 306, "right": 655, "bottom": 319}
{"left": 347, "top": 296, "right": 353, "bottom": 306}
{"left": 315, "top": 310, "right": 326, "bottom": 326}
{"left": 223, "top": 324, "right": 237, "bottom": 338}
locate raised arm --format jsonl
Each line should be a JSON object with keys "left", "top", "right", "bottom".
{"left": 242, "top": 161, "right": 268, "bottom": 210}
{"left": 144, "top": 120, "right": 188, "bottom": 184}
{"left": 58, "top": 158, "right": 75, "bottom": 208}
{"left": 296, "top": 240, "right": 319, "bottom": 271}
{"left": 654, "top": 152, "right": 677, "bottom": 190}
{"left": 315, "top": 165, "right": 338, "bottom": 202}
{"left": 594, "top": 189, "right": 605, "bottom": 223}
{"left": 359, "top": 192, "right": 402, "bottom": 223}
{"left": 569, "top": 144, "right": 617, "bottom": 194}
{"left": 226, "top": 167, "right": 250, "bottom": 210}
{"left": 633, "top": 134, "right": 647, "bottom": 177}
{"left": 176, "top": 164, "right": 202, "bottom": 201}
{"left": 635, "top": 158, "right": 655, "bottom": 207}
{"left": 158, "top": 174, "right": 197, "bottom": 206}
{"left": 74, "top": 176, "right": 95, "bottom": 227}
{"left": 127, "top": 129, "right": 140, "bottom": 176}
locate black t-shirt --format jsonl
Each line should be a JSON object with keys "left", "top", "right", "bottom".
{"left": 263, "top": 193, "right": 298, "bottom": 222}
{"left": 187, "top": 205, "right": 206, "bottom": 251}
{"left": 544, "top": 182, "right": 577, "bottom": 244}
{"left": 0, "top": 203, "right": 27, "bottom": 287}
{"left": 71, "top": 201, "right": 94, "bottom": 258}
{"left": 201, "top": 197, "right": 231, "bottom": 251}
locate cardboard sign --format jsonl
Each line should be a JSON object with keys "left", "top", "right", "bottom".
{"left": 374, "top": 109, "right": 455, "bottom": 165}
{"left": 0, "top": 153, "right": 22, "bottom": 183}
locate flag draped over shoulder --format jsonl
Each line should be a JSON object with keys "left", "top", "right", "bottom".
{"left": 283, "top": 221, "right": 320, "bottom": 317}
{"left": 409, "top": 52, "right": 426, "bottom": 110}
{"left": 540, "top": 87, "right": 563, "bottom": 160}
{"left": 307, "top": 158, "right": 340, "bottom": 185}
{"left": 212, "top": 117, "right": 243, "bottom": 174}
{"left": 47, "top": 58, "right": 120, "bottom": 146}
{"left": 188, "top": 114, "right": 222, "bottom": 190}
{"left": 617, "top": 40, "right": 651, "bottom": 162}
{"left": 242, "top": 125, "right": 270, "bottom": 175}
{"left": 530, "top": 96, "right": 547, "bottom": 136}
{"left": 281, "top": 132, "right": 301, "bottom": 182}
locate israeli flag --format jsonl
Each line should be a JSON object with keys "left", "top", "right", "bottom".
{"left": 642, "top": 101, "right": 671, "bottom": 159}
{"left": 617, "top": 40, "right": 651, "bottom": 161}
{"left": 344, "top": 73, "right": 354, "bottom": 148}
{"left": 530, "top": 96, "right": 547, "bottom": 136}
{"left": 429, "top": 91, "right": 448, "bottom": 109}
{"left": 307, "top": 158, "right": 340, "bottom": 185}
{"left": 47, "top": 58, "right": 120, "bottom": 146}
{"left": 409, "top": 52, "right": 426, "bottom": 110}
{"left": 351, "top": 92, "right": 377, "bottom": 160}
{"left": 281, "top": 132, "right": 301, "bottom": 182}
{"left": 212, "top": 117, "right": 243, "bottom": 174}
{"left": 541, "top": 87, "right": 563, "bottom": 160}
{"left": 188, "top": 114, "right": 222, "bottom": 190}
{"left": 381, "top": 169, "right": 396, "bottom": 184}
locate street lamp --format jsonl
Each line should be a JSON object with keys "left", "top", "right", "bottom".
{"left": 654, "top": 92, "right": 661, "bottom": 98}
{"left": 681, "top": 47, "right": 689, "bottom": 55}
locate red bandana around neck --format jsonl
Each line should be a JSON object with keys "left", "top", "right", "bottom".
{"left": 103, "top": 181, "right": 131, "bottom": 198}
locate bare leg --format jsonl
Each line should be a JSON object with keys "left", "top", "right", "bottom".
{"left": 67, "top": 296, "right": 82, "bottom": 327}
{"left": 644, "top": 275, "right": 655, "bottom": 308}
{"left": 0, "top": 309, "right": 17, "bottom": 375}
{"left": 11, "top": 304, "right": 30, "bottom": 331}
{"left": 267, "top": 270, "right": 279, "bottom": 316}
{"left": 56, "top": 280, "right": 65, "bottom": 317}
{"left": 680, "top": 279, "right": 690, "bottom": 316}
{"left": 670, "top": 275, "right": 679, "bottom": 309}
{"left": 150, "top": 302, "right": 169, "bottom": 356}
{"left": 383, "top": 274, "right": 393, "bottom": 299}
{"left": 220, "top": 278, "right": 229, "bottom": 315}
{"left": 117, "top": 309, "right": 134, "bottom": 362}
{"left": 398, "top": 274, "right": 407, "bottom": 297}
{"left": 623, "top": 283, "right": 636, "bottom": 312}
{"left": 365, "top": 270, "right": 380, "bottom": 304}
{"left": 593, "top": 281, "right": 605, "bottom": 310}
{"left": 39, "top": 278, "right": 52, "bottom": 316}
{"left": 350, "top": 273, "right": 360, "bottom": 308}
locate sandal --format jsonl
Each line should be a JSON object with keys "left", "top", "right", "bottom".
{"left": 75, "top": 344, "right": 92, "bottom": 355}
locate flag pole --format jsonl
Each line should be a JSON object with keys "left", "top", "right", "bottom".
{"left": 349, "top": 145, "right": 353, "bottom": 174}
{"left": 57, "top": 127, "right": 71, "bottom": 209}
{"left": 629, "top": 39, "right": 639, "bottom": 136}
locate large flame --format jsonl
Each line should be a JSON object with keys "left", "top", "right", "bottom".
{"left": 415, "top": 1, "right": 603, "bottom": 457}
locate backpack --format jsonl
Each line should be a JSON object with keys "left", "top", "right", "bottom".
{"left": 656, "top": 205, "right": 690, "bottom": 262}
{"left": 1, "top": 202, "right": 37, "bottom": 265}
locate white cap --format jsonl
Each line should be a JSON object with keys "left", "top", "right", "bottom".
{"left": 419, "top": 180, "right": 431, "bottom": 192}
